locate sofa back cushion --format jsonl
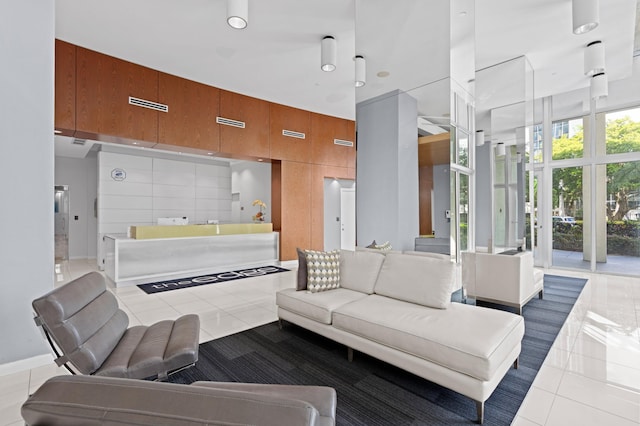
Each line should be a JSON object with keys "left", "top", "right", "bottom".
{"left": 373, "top": 253, "right": 453, "bottom": 309}
{"left": 339, "top": 250, "right": 385, "bottom": 294}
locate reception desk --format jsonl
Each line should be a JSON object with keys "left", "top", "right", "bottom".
{"left": 104, "top": 224, "right": 279, "bottom": 287}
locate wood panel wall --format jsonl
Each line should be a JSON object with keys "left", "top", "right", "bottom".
{"left": 158, "top": 73, "right": 220, "bottom": 152}
{"left": 419, "top": 165, "right": 434, "bottom": 236}
{"left": 56, "top": 40, "right": 357, "bottom": 261}
{"left": 278, "top": 161, "right": 312, "bottom": 260}
{"left": 54, "top": 40, "right": 76, "bottom": 136}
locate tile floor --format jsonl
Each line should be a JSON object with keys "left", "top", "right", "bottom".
{"left": 2, "top": 260, "right": 640, "bottom": 425}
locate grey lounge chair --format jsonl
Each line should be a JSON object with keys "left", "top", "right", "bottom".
{"left": 32, "top": 271, "right": 199, "bottom": 380}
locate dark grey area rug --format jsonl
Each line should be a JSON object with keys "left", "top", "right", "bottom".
{"left": 169, "top": 274, "right": 587, "bottom": 425}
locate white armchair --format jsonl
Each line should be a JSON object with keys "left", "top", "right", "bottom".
{"left": 461, "top": 251, "right": 544, "bottom": 315}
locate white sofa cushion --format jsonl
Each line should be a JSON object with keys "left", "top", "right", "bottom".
{"left": 332, "top": 295, "right": 524, "bottom": 381}
{"left": 373, "top": 253, "right": 453, "bottom": 309}
{"left": 276, "top": 288, "right": 367, "bottom": 325}
{"left": 339, "top": 250, "right": 385, "bottom": 294}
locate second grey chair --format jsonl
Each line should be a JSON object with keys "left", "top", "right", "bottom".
{"left": 32, "top": 271, "right": 199, "bottom": 380}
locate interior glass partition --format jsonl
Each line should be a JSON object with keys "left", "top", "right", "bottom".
{"left": 475, "top": 56, "right": 534, "bottom": 252}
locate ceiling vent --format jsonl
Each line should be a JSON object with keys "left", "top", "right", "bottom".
{"left": 334, "top": 139, "right": 354, "bottom": 147}
{"left": 128, "top": 96, "right": 168, "bottom": 113}
{"left": 282, "top": 129, "right": 305, "bottom": 139}
{"left": 72, "top": 138, "right": 86, "bottom": 145}
{"left": 216, "top": 117, "right": 246, "bottom": 128}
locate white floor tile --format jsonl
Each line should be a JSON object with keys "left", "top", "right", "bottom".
{"left": 227, "top": 305, "right": 278, "bottom": 327}
{"left": 133, "top": 306, "right": 182, "bottom": 325}
{"left": 556, "top": 371, "right": 640, "bottom": 422}
{"left": 0, "top": 391, "right": 26, "bottom": 426}
{"left": 511, "top": 416, "right": 542, "bottom": 426}
{"left": 171, "top": 299, "right": 219, "bottom": 315}
{"left": 566, "top": 351, "right": 640, "bottom": 388}
{"left": 516, "top": 386, "right": 555, "bottom": 425}
{"left": 531, "top": 365, "right": 564, "bottom": 393}
{"left": 546, "top": 395, "right": 638, "bottom": 426}
{"left": 0, "top": 370, "right": 29, "bottom": 399}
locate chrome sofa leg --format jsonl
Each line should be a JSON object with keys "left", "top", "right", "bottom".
{"left": 476, "top": 400, "right": 484, "bottom": 424}
{"left": 347, "top": 347, "right": 353, "bottom": 363}
{"left": 278, "top": 318, "right": 283, "bottom": 330}
{"left": 514, "top": 357, "right": 519, "bottom": 369}
{"left": 539, "top": 289, "right": 544, "bottom": 299}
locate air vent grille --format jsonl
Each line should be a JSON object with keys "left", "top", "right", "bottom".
{"left": 72, "top": 138, "right": 86, "bottom": 146}
{"left": 334, "top": 139, "right": 354, "bottom": 147}
{"left": 128, "top": 97, "right": 168, "bottom": 112}
{"left": 282, "top": 129, "right": 306, "bottom": 139}
{"left": 216, "top": 117, "right": 246, "bottom": 128}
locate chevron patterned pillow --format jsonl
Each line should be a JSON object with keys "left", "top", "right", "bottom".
{"left": 305, "top": 249, "right": 340, "bottom": 293}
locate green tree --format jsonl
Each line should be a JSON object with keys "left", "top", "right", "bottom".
{"left": 552, "top": 134, "right": 584, "bottom": 218}
{"left": 605, "top": 117, "right": 640, "bottom": 220}
{"left": 551, "top": 116, "right": 640, "bottom": 221}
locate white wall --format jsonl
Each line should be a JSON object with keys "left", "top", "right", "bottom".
{"left": 55, "top": 155, "right": 98, "bottom": 259}
{"left": 0, "top": 1, "right": 54, "bottom": 369}
{"left": 230, "top": 161, "right": 272, "bottom": 223}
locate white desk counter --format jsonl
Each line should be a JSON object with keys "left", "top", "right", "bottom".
{"left": 103, "top": 231, "right": 279, "bottom": 287}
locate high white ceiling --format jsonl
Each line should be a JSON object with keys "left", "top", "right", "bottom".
{"left": 55, "top": 0, "right": 638, "bottom": 124}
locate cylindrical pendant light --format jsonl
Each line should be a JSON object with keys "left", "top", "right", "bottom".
{"left": 496, "top": 142, "right": 506, "bottom": 157}
{"left": 584, "top": 40, "right": 605, "bottom": 76}
{"left": 355, "top": 55, "right": 366, "bottom": 87}
{"left": 572, "top": 0, "right": 599, "bottom": 35}
{"left": 591, "top": 72, "right": 608, "bottom": 99}
{"left": 321, "top": 36, "right": 337, "bottom": 72}
{"left": 227, "top": 0, "right": 248, "bottom": 29}
{"left": 475, "top": 130, "right": 485, "bottom": 147}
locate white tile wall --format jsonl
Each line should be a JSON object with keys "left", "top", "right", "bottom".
{"left": 97, "top": 152, "right": 232, "bottom": 262}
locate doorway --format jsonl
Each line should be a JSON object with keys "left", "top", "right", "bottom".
{"left": 323, "top": 179, "right": 356, "bottom": 251}
{"left": 54, "top": 185, "right": 69, "bottom": 261}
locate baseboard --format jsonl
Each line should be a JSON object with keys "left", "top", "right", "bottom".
{"left": 0, "top": 353, "right": 54, "bottom": 377}
{"left": 279, "top": 260, "right": 298, "bottom": 269}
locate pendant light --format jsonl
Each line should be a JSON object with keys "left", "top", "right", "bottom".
{"left": 475, "top": 130, "right": 485, "bottom": 147}
{"left": 584, "top": 41, "right": 605, "bottom": 76}
{"left": 496, "top": 142, "right": 506, "bottom": 157}
{"left": 591, "top": 72, "right": 608, "bottom": 99}
{"left": 572, "top": 0, "right": 599, "bottom": 35}
{"left": 355, "top": 55, "right": 366, "bottom": 87}
{"left": 227, "top": 0, "right": 248, "bottom": 29}
{"left": 321, "top": 36, "right": 337, "bottom": 72}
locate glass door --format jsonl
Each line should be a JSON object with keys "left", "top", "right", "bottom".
{"left": 54, "top": 185, "right": 69, "bottom": 261}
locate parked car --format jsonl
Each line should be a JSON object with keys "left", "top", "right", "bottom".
{"left": 552, "top": 216, "right": 576, "bottom": 228}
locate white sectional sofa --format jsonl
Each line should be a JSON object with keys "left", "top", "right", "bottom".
{"left": 276, "top": 249, "right": 525, "bottom": 424}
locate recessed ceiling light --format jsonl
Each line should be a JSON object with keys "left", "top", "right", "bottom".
{"left": 207, "top": 152, "right": 214, "bottom": 156}
{"left": 257, "top": 158, "right": 264, "bottom": 162}
{"left": 377, "top": 71, "right": 390, "bottom": 78}
{"left": 54, "top": 130, "right": 62, "bottom": 134}
{"left": 132, "top": 142, "right": 139, "bottom": 145}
